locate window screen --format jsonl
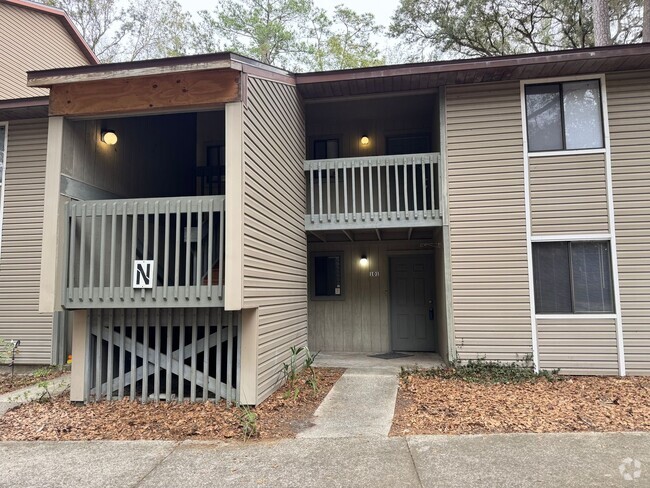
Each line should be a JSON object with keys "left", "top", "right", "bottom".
{"left": 525, "top": 84, "right": 563, "bottom": 152}
{"left": 532, "top": 241, "right": 614, "bottom": 314}
{"left": 313, "top": 254, "right": 342, "bottom": 298}
{"left": 570, "top": 242, "right": 613, "bottom": 312}
{"left": 525, "top": 80, "right": 604, "bottom": 152}
{"left": 533, "top": 242, "right": 572, "bottom": 313}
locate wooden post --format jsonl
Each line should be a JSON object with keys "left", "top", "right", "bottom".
{"left": 70, "top": 310, "right": 89, "bottom": 402}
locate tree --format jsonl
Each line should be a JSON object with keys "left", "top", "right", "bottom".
{"left": 194, "top": 0, "right": 313, "bottom": 67}
{"left": 193, "top": 0, "right": 384, "bottom": 71}
{"left": 301, "top": 5, "right": 384, "bottom": 71}
{"left": 390, "top": 0, "right": 642, "bottom": 59}
{"left": 593, "top": 0, "right": 612, "bottom": 44}
{"left": 44, "top": 0, "right": 125, "bottom": 61}
{"left": 119, "top": 0, "right": 194, "bottom": 61}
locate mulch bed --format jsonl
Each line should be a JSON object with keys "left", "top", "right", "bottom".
{"left": 0, "top": 368, "right": 65, "bottom": 395}
{"left": 391, "top": 374, "right": 650, "bottom": 435}
{"left": 0, "top": 368, "right": 343, "bottom": 441}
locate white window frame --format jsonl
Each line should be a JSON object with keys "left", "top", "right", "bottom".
{"left": 520, "top": 74, "right": 625, "bottom": 376}
{"left": 0, "top": 122, "right": 7, "bottom": 260}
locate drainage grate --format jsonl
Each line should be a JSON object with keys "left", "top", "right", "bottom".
{"left": 368, "top": 352, "right": 414, "bottom": 360}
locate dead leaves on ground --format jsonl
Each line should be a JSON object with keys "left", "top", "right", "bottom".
{"left": 391, "top": 375, "right": 650, "bottom": 436}
{"left": 0, "top": 368, "right": 344, "bottom": 442}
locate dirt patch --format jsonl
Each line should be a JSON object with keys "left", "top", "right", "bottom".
{"left": 0, "top": 368, "right": 343, "bottom": 441}
{"left": 0, "top": 368, "right": 65, "bottom": 396}
{"left": 391, "top": 373, "right": 650, "bottom": 435}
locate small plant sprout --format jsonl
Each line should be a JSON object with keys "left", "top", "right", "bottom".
{"left": 239, "top": 405, "right": 258, "bottom": 440}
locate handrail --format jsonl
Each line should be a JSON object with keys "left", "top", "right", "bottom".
{"left": 304, "top": 152, "right": 441, "bottom": 230}
{"left": 63, "top": 195, "right": 225, "bottom": 309}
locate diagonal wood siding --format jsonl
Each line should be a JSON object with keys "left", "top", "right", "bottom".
{"left": 445, "top": 82, "right": 533, "bottom": 361}
{"left": 608, "top": 70, "right": 650, "bottom": 375}
{"left": 0, "top": 119, "right": 53, "bottom": 363}
{"left": 0, "top": 2, "right": 89, "bottom": 100}
{"left": 242, "top": 76, "right": 307, "bottom": 403}
{"left": 529, "top": 153, "right": 609, "bottom": 235}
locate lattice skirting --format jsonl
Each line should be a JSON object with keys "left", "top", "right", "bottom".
{"left": 84, "top": 308, "right": 240, "bottom": 403}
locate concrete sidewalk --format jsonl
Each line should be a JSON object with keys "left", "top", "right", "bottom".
{"left": 0, "top": 374, "right": 71, "bottom": 417}
{"left": 1, "top": 432, "right": 647, "bottom": 487}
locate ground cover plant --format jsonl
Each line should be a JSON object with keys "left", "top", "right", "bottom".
{"left": 392, "top": 358, "right": 650, "bottom": 435}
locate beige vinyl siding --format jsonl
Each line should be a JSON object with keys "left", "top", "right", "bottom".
{"left": 445, "top": 82, "right": 533, "bottom": 361}
{"left": 241, "top": 76, "right": 307, "bottom": 403}
{"left": 0, "top": 119, "right": 53, "bottom": 363}
{"left": 536, "top": 318, "right": 618, "bottom": 374}
{"left": 608, "top": 70, "right": 650, "bottom": 375}
{"left": 0, "top": 2, "right": 89, "bottom": 100}
{"left": 529, "top": 153, "right": 609, "bottom": 235}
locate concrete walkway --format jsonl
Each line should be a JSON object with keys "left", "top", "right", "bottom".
{"left": 0, "top": 433, "right": 647, "bottom": 487}
{"left": 0, "top": 374, "right": 70, "bottom": 417}
{"left": 298, "top": 352, "right": 443, "bottom": 439}
{"left": 298, "top": 368, "right": 399, "bottom": 438}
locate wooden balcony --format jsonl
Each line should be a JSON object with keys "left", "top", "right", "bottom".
{"left": 305, "top": 153, "right": 442, "bottom": 231}
{"left": 63, "top": 195, "right": 225, "bottom": 309}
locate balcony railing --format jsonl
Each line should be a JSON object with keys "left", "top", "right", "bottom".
{"left": 305, "top": 153, "right": 441, "bottom": 231}
{"left": 63, "top": 195, "right": 225, "bottom": 309}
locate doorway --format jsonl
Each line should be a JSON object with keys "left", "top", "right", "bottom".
{"left": 389, "top": 255, "right": 436, "bottom": 352}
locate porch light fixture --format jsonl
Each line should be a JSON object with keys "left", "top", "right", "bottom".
{"left": 359, "top": 255, "right": 368, "bottom": 266}
{"left": 360, "top": 135, "right": 370, "bottom": 146}
{"left": 101, "top": 130, "right": 118, "bottom": 145}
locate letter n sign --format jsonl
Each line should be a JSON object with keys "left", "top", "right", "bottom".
{"left": 133, "top": 260, "right": 154, "bottom": 289}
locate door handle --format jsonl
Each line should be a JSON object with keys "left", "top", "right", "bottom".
{"left": 429, "top": 308, "right": 434, "bottom": 320}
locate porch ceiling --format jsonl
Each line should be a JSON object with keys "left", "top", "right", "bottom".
{"left": 307, "top": 227, "right": 441, "bottom": 243}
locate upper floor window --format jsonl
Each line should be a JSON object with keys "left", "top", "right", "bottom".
{"left": 314, "top": 138, "right": 339, "bottom": 159}
{"left": 525, "top": 80, "right": 604, "bottom": 152}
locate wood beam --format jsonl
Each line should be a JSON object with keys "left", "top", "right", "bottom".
{"left": 49, "top": 69, "right": 240, "bottom": 117}
{"left": 310, "top": 231, "right": 327, "bottom": 243}
{"left": 375, "top": 229, "right": 382, "bottom": 241}
{"left": 343, "top": 230, "right": 354, "bottom": 242}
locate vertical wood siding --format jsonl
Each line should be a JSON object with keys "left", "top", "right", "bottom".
{"left": 0, "top": 3, "right": 89, "bottom": 100}
{"left": 529, "top": 153, "right": 609, "bottom": 235}
{"left": 445, "top": 82, "right": 533, "bottom": 361}
{"left": 608, "top": 70, "right": 650, "bottom": 374}
{"left": 536, "top": 318, "right": 618, "bottom": 374}
{"left": 0, "top": 119, "right": 53, "bottom": 363}
{"left": 241, "top": 77, "right": 307, "bottom": 402}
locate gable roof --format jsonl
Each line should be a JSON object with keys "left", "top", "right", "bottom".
{"left": 0, "top": 0, "right": 98, "bottom": 65}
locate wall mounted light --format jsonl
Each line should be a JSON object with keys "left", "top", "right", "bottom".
{"left": 360, "top": 135, "right": 370, "bottom": 146}
{"left": 359, "top": 255, "right": 368, "bottom": 266}
{"left": 101, "top": 130, "right": 118, "bottom": 145}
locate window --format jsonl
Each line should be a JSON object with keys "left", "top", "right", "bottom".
{"left": 386, "top": 134, "right": 431, "bottom": 155}
{"left": 312, "top": 253, "right": 343, "bottom": 299}
{"left": 313, "top": 139, "right": 339, "bottom": 159}
{"left": 532, "top": 241, "right": 614, "bottom": 314}
{"left": 525, "top": 80, "right": 604, "bottom": 152}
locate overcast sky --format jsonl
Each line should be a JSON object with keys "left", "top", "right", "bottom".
{"left": 180, "top": 0, "right": 398, "bottom": 28}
